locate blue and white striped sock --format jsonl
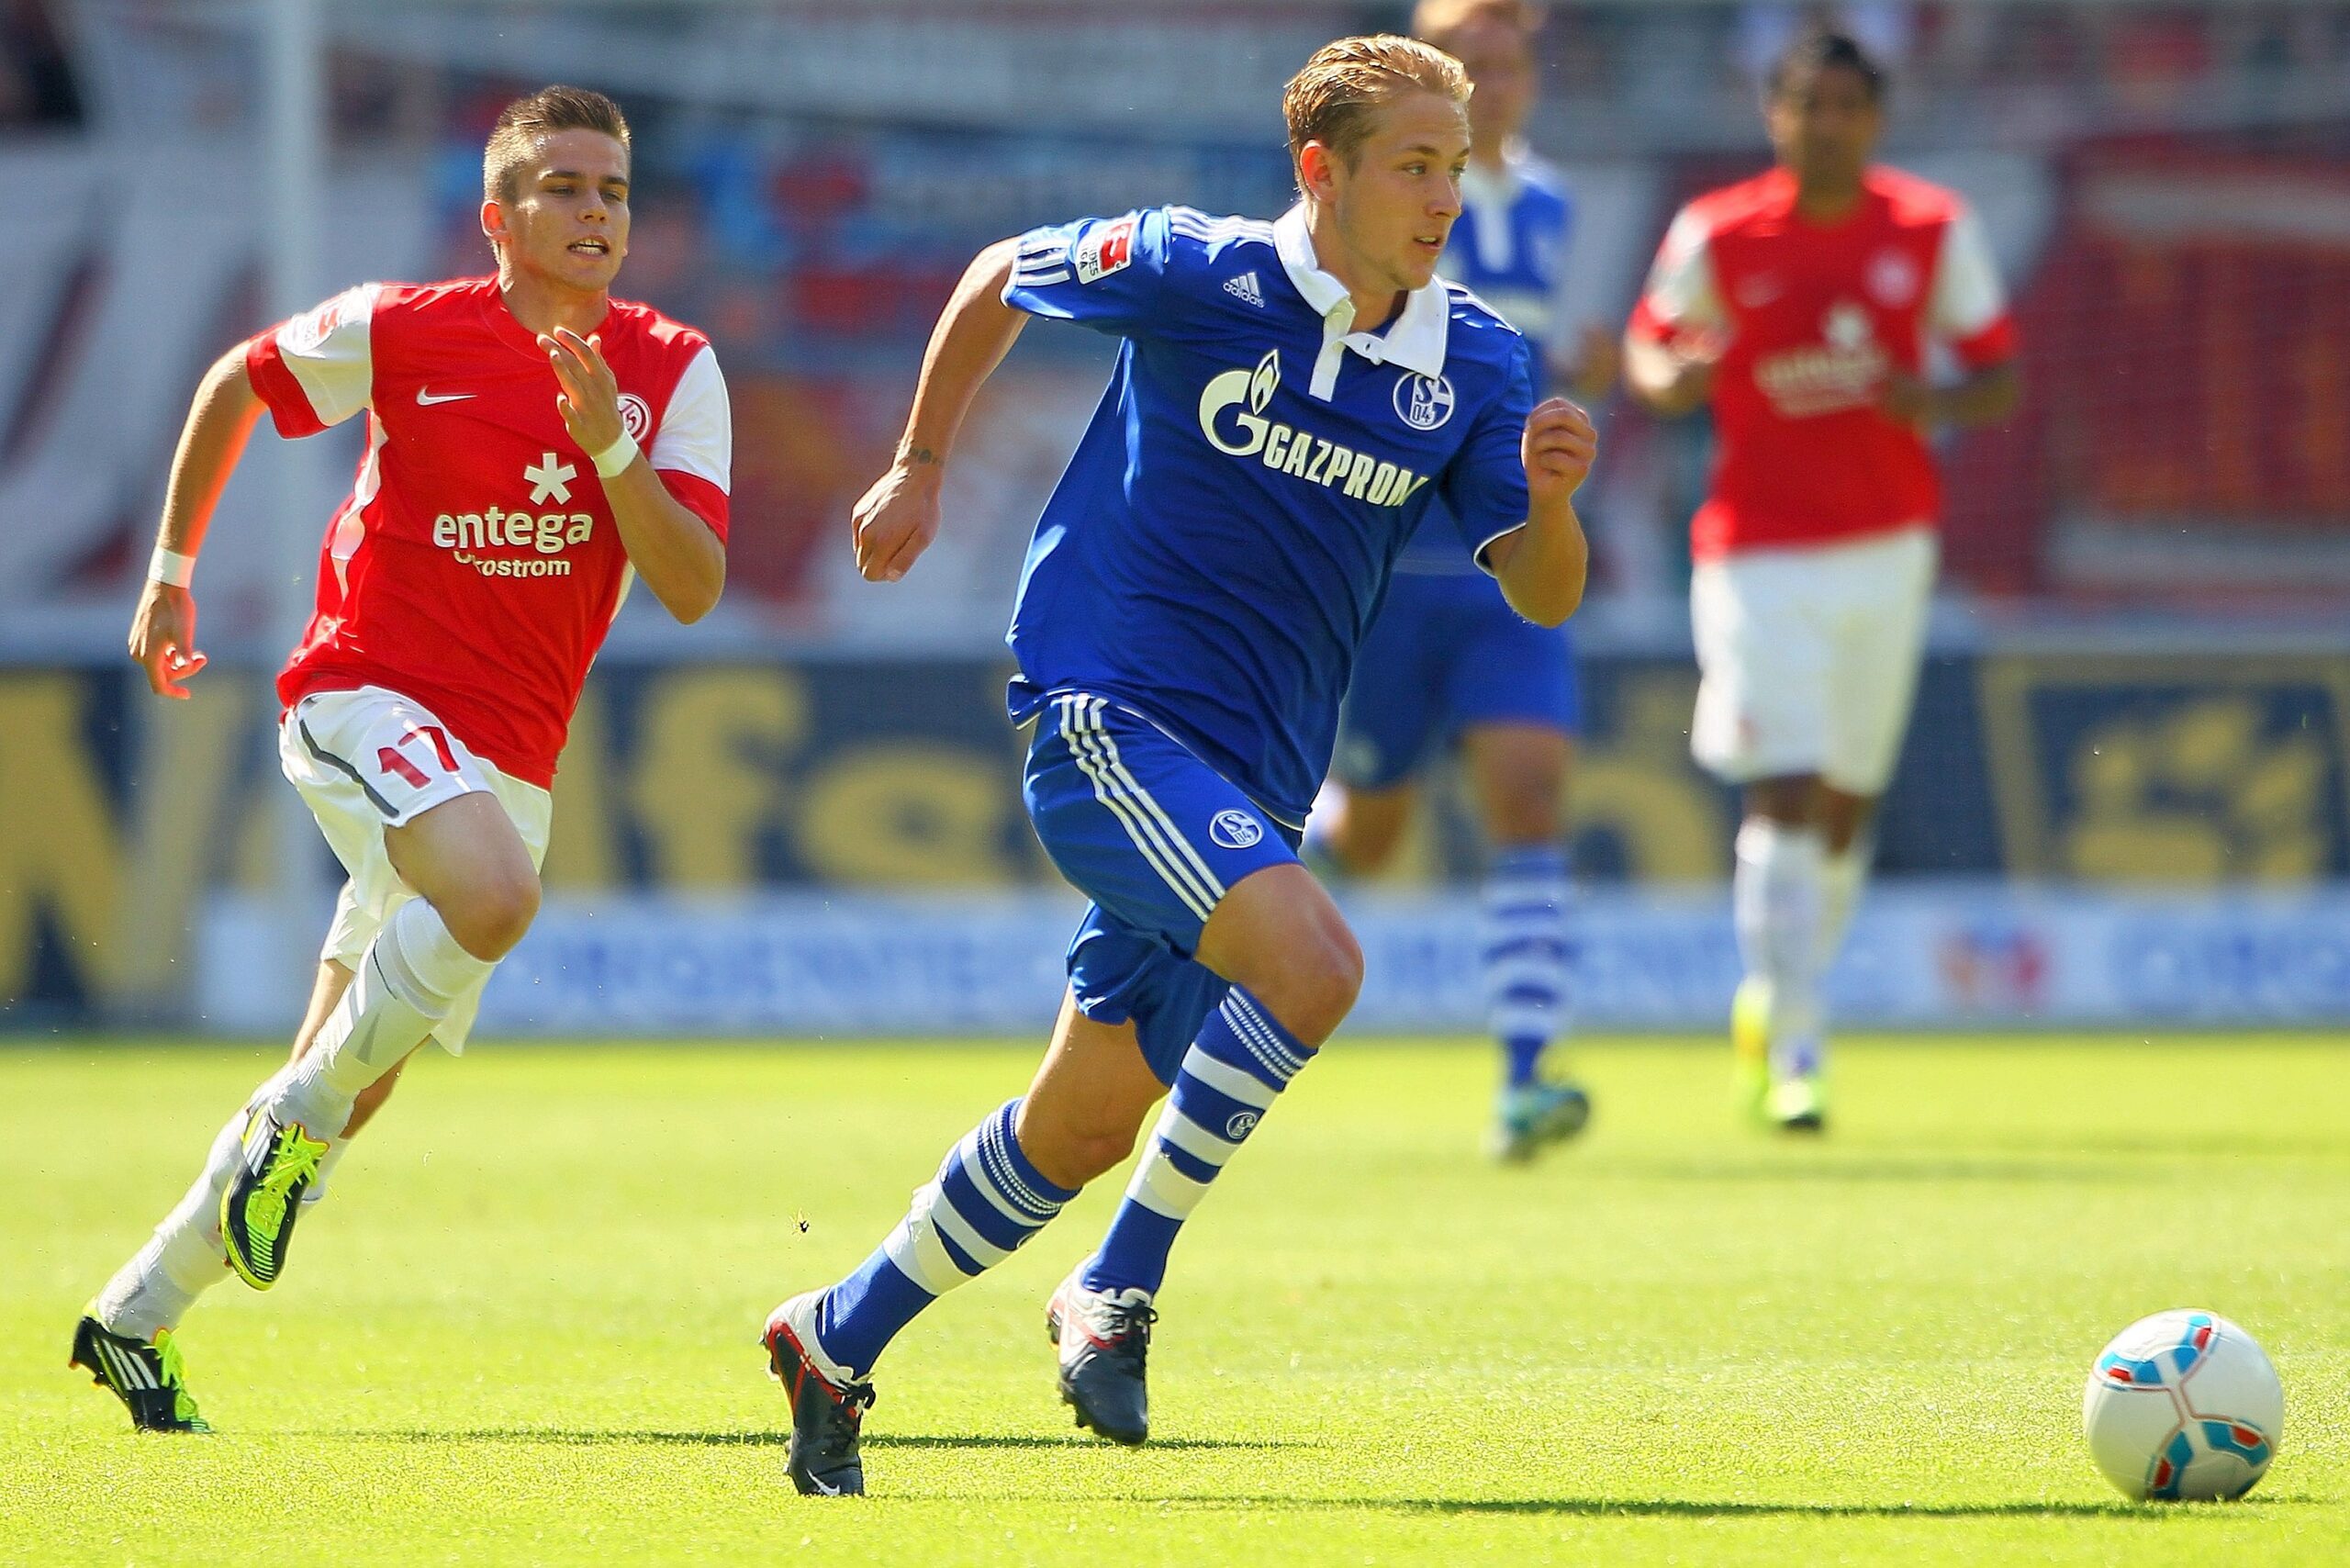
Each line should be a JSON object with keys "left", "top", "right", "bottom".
{"left": 1483, "top": 845, "right": 1572, "bottom": 1089}
{"left": 813, "top": 1099, "right": 1077, "bottom": 1378}
{"left": 1084, "top": 987, "right": 1313, "bottom": 1298}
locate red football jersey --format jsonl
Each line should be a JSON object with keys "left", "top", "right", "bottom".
{"left": 246, "top": 278, "right": 731, "bottom": 786}
{"left": 1628, "top": 165, "right": 2016, "bottom": 560}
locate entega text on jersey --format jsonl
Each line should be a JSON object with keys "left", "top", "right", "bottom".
{"left": 1000, "top": 204, "right": 1538, "bottom": 827}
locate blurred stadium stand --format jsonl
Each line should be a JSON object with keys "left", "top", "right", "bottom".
{"left": 4, "top": 0, "right": 2347, "bottom": 1034}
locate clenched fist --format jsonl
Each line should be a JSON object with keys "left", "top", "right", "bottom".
{"left": 1523, "top": 398, "right": 1597, "bottom": 506}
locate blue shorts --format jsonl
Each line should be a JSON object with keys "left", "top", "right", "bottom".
{"left": 1024, "top": 690, "right": 1302, "bottom": 1083}
{"left": 1333, "top": 567, "right": 1580, "bottom": 790}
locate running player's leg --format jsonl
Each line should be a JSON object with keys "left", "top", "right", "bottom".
{"left": 766, "top": 696, "right": 1348, "bottom": 1484}
{"left": 219, "top": 786, "right": 533, "bottom": 1289}
{"left": 265, "top": 790, "right": 533, "bottom": 1141}
{"left": 114, "top": 893, "right": 420, "bottom": 1316}
{"left": 1447, "top": 584, "right": 1584, "bottom": 1152}
{"left": 1079, "top": 783, "right": 1359, "bottom": 1312}
{"left": 1461, "top": 722, "right": 1588, "bottom": 1154}
{"left": 1814, "top": 528, "right": 1937, "bottom": 972}
{"left": 213, "top": 688, "right": 541, "bottom": 1290}
{"left": 85, "top": 961, "right": 352, "bottom": 1354}
{"left": 1040, "top": 693, "right": 1358, "bottom": 1317}
{"left": 1817, "top": 785, "right": 1876, "bottom": 965}
{"left": 790, "top": 851, "right": 1354, "bottom": 1404}
{"left": 792, "top": 992, "right": 1158, "bottom": 1383}
{"left": 1692, "top": 549, "right": 1832, "bottom": 1123}
{"left": 1049, "top": 861, "right": 1352, "bottom": 1444}
{"left": 763, "top": 964, "right": 1179, "bottom": 1494}
{"left": 78, "top": 952, "right": 414, "bottom": 1429}
{"left": 254, "top": 687, "right": 536, "bottom": 1129}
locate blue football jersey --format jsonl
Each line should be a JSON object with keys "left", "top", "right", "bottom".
{"left": 1398, "top": 146, "right": 1574, "bottom": 574}
{"left": 1000, "top": 204, "right": 1536, "bottom": 826}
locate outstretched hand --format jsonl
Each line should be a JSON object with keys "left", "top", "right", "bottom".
{"left": 129, "top": 581, "right": 207, "bottom": 700}
{"left": 1523, "top": 397, "right": 1598, "bottom": 506}
{"left": 541, "top": 327, "right": 623, "bottom": 456}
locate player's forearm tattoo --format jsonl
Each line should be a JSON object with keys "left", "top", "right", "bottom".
{"left": 898, "top": 444, "right": 942, "bottom": 468}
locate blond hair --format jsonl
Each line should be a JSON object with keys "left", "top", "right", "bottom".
{"left": 1281, "top": 35, "right": 1471, "bottom": 174}
{"left": 1410, "top": 0, "right": 1543, "bottom": 51}
{"left": 482, "top": 84, "right": 631, "bottom": 205}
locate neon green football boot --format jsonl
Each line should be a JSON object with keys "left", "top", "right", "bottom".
{"left": 220, "top": 1110, "right": 330, "bottom": 1289}
{"left": 71, "top": 1314, "right": 210, "bottom": 1432}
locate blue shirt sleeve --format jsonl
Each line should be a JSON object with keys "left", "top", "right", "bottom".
{"left": 1002, "top": 208, "right": 1172, "bottom": 337}
{"left": 1439, "top": 335, "right": 1537, "bottom": 574}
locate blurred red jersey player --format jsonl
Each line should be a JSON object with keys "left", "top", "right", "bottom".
{"left": 74, "top": 85, "right": 732, "bottom": 1432}
{"left": 1624, "top": 32, "right": 2019, "bottom": 1132}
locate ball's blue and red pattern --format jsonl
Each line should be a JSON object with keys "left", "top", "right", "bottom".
{"left": 2090, "top": 1312, "right": 2272, "bottom": 1501}
{"left": 2093, "top": 1311, "right": 2216, "bottom": 1389}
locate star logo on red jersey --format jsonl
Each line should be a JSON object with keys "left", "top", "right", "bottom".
{"left": 524, "top": 451, "right": 577, "bottom": 506}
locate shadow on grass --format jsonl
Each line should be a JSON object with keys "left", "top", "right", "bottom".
{"left": 346, "top": 1428, "right": 1307, "bottom": 1453}
{"left": 1198, "top": 1495, "right": 2296, "bottom": 1520}
{"left": 264, "top": 1437, "right": 2318, "bottom": 1519}
{"left": 865, "top": 1434, "right": 1308, "bottom": 1452}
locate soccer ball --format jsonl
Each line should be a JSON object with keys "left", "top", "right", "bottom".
{"left": 2082, "top": 1309, "right": 2283, "bottom": 1501}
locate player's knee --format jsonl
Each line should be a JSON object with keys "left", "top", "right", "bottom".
{"left": 1267, "top": 915, "right": 1363, "bottom": 1042}
{"left": 1028, "top": 1114, "right": 1142, "bottom": 1188}
{"left": 442, "top": 868, "right": 541, "bottom": 961}
{"left": 1063, "top": 1125, "right": 1143, "bottom": 1186}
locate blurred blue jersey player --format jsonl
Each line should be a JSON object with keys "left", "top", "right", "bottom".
{"left": 1310, "top": 0, "right": 1618, "bottom": 1162}
{"left": 758, "top": 36, "right": 1596, "bottom": 1497}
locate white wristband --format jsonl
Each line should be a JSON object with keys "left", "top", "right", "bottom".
{"left": 148, "top": 545, "right": 196, "bottom": 588}
{"left": 590, "top": 428, "right": 640, "bottom": 479}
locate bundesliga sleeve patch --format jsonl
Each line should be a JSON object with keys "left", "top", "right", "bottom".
{"left": 1074, "top": 217, "right": 1137, "bottom": 285}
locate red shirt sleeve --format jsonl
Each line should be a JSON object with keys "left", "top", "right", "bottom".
{"left": 657, "top": 469, "right": 730, "bottom": 543}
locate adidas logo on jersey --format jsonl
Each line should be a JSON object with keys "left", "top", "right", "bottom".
{"left": 1223, "top": 271, "right": 1264, "bottom": 308}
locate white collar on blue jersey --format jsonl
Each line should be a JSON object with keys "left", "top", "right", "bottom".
{"left": 1273, "top": 203, "right": 1449, "bottom": 399}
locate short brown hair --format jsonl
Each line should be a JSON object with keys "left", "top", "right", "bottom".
{"left": 482, "top": 85, "right": 631, "bottom": 205}
{"left": 1411, "top": 0, "right": 1542, "bottom": 52}
{"left": 1282, "top": 35, "right": 1470, "bottom": 174}
{"left": 1768, "top": 30, "right": 1886, "bottom": 104}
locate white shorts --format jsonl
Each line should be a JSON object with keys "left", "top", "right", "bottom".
{"left": 1689, "top": 526, "right": 1938, "bottom": 796}
{"left": 278, "top": 685, "right": 552, "bottom": 1054}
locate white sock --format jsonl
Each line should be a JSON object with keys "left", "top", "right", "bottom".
{"left": 93, "top": 906, "right": 484, "bottom": 1339}
{"left": 1734, "top": 818, "right": 1826, "bottom": 1080}
{"left": 93, "top": 1095, "right": 270, "bottom": 1340}
{"left": 1817, "top": 837, "right": 1873, "bottom": 970}
{"left": 268, "top": 900, "right": 487, "bottom": 1137}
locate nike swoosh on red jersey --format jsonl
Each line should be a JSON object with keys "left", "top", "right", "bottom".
{"left": 416, "top": 388, "right": 476, "bottom": 405}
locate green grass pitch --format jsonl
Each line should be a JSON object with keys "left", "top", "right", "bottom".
{"left": 5, "top": 1035, "right": 2346, "bottom": 1565}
